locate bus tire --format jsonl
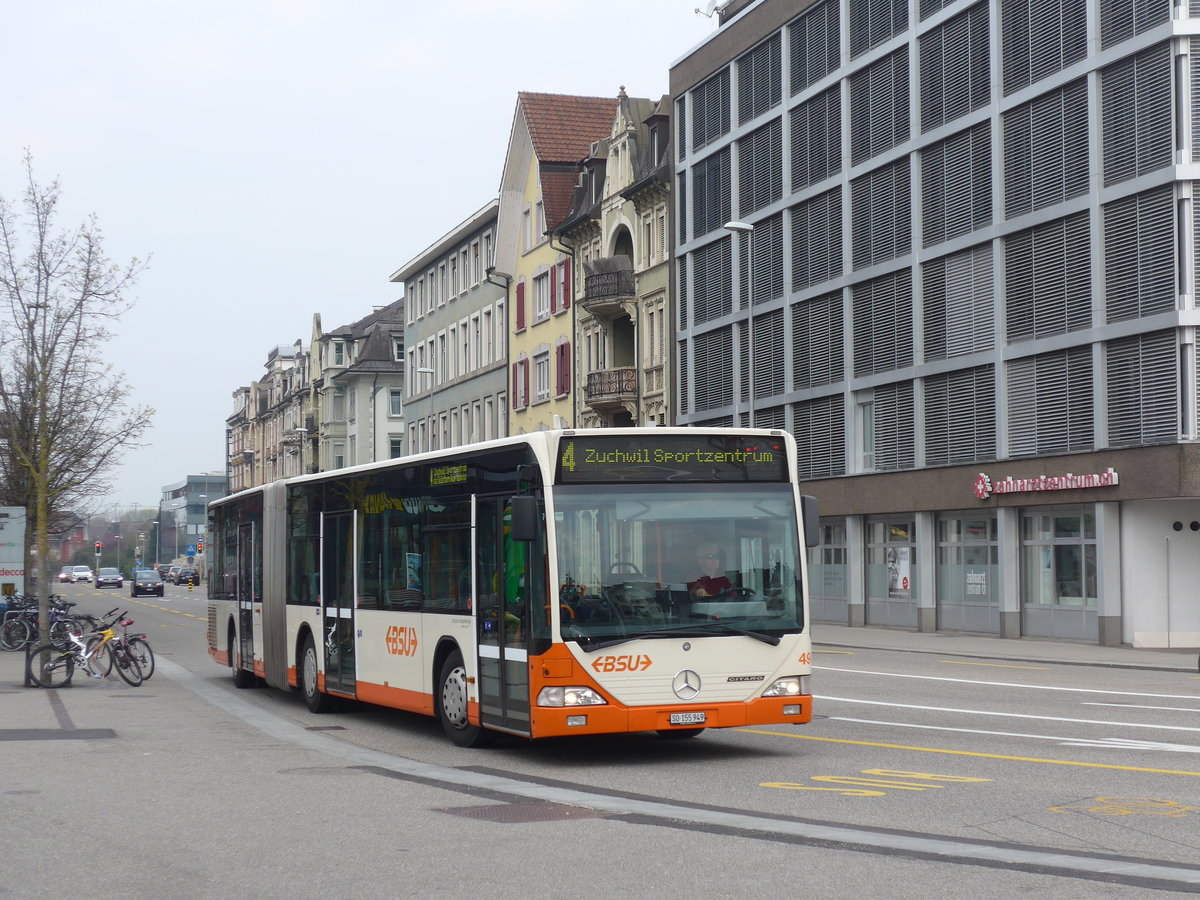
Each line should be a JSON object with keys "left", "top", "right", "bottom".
{"left": 301, "top": 634, "right": 335, "bottom": 713}
{"left": 437, "top": 650, "right": 494, "bottom": 748}
{"left": 655, "top": 728, "right": 705, "bottom": 739}
{"left": 230, "top": 625, "right": 256, "bottom": 689}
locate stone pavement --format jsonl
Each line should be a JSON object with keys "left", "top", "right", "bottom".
{"left": 812, "top": 622, "right": 1199, "bottom": 672}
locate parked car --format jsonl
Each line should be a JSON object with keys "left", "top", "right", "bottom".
{"left": 175, "top": 567, "right": 199, "bottom": 586}
{"left": 94, "top": 567, "right": 123, "bottom": 589}
{"left": 166, "top": 566, "right": 182, "bottom": 584}
{"left": 131, "top": 569, "right": 164, "bottom": 597}
{"left": 70, "top": 566, "right": 93, "bottom": 583}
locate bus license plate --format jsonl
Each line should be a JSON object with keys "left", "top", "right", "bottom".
{"left": 669, "top": 711, "right": 706, "bottom": 725}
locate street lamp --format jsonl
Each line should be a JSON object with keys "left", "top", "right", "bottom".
{"left": 724, "top": 220, "right": 755, "bottom": 426}
{"left": 151, "top": 520, "right": 159, "bottom": 567}
{"left": 292, "top": 426, "right": 309, "bottom": 475}
{"left": 416, "top": 366, "right": 436, "bottom": 450}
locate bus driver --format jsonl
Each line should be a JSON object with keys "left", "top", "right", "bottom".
{"left": 688, "top": 542, "right": 733, "bottom": 598}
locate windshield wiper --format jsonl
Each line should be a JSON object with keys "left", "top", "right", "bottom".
{"left": 575, "top": 621, "right": 781, "bottom": 652}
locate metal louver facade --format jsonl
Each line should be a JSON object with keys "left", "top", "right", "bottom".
{"left": 670, "top": 0, "right": 1200, "bottom": 648}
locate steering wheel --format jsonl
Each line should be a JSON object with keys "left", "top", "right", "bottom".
{"left": 714, "top": 586, "right": 757, "bottom": 600}
{"left": 609, "top": 562, "right": 644, "bottom": 576}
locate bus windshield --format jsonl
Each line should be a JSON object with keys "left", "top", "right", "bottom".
{"left": 552, "top": 483, "right": 805, "bottom": 646}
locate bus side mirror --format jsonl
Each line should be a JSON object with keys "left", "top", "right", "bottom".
{"left": 510, "top": 495, "right": 538, "bottom": 542}
{"left": 801, "top": 495, "right": 821, "bottom": 550}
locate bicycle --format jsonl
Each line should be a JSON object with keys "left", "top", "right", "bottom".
{"left": 27, "top": 611, "right": 143, "bottom": 688}
{"left": 1, "top": 596, "right": 78, "bottom": 651}
{"left": 110, "top": 616, "right": 155, "bottom": 681}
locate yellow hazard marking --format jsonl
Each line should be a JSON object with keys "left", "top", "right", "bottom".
{"left": 740, "top": 730, "right": 1200, "bottom": 777}
{"left": 1049, "top": 797, "right": 1197, "bottom": 817}
{"left": 763, "top": 769, "right": 991, "bottom": 797}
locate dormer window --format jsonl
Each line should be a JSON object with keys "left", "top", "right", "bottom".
{"left": 334, "top": 342, "right": 345, "bottom": 366}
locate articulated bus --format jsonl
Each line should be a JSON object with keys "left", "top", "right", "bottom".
{"left": 206, "top": 428, "right": 819, "bottom": 746}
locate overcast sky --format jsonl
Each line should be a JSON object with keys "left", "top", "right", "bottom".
{"left": 1, "top": 1, "right": 719, "bottom": 514}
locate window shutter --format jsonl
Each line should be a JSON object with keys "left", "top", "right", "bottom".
{"left": 515, "top": 281, "right": 526, "bottom": 330}
{"left": 512, "top": 363, "right": 519, "bottom": 408}
{"left": 549, "top": 268, "right": 558, "bottom": 313}
{"left": 562, "top": 259, "right": 571, "bottom": 309}
{"left": 523, "top": 359, "right": 530, "bottom": 408}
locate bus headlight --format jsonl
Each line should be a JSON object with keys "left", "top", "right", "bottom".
{"left": 537, "top": 686, "right": 607, "bottom": 707}
{"left": 762, "top": 675, "right": 810, "bottom": 698}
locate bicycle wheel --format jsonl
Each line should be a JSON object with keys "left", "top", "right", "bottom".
{"left": 28, "top": 643, "right": 75, "bottom": 688}
{"left": 49, "top": 617, "right": 76, "bottom": 648}
{"left": 127, "top": 637, "right": 155, "bottom": 680}
{"left": 84, "top": 639, "right": 114, "bottom": 678}
{"left": 0, "top": 617, "right": 31, "bottom": 651}
{"left": 112, "top": 644, "right": 143, "bottom": 686}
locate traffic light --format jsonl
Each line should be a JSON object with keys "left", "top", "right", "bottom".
{"left": 197, "top": 539, "right": 204, "bottom": 553}
{"left": 94, "top": 541, "right": 101, "bottom": 554}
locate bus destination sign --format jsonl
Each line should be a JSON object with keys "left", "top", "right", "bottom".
{"left": 557, "top": 434, "right": 788, "bottom": 483}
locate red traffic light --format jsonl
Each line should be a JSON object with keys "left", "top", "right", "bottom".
{"left": 94, "top": 541, "right": 101, "bottom": 553}
{"left": 197, "top": 539, "right": 204, "bottom": 552}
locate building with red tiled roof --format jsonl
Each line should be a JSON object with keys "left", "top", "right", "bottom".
{"left": 493, "top": 92, "right": 618, "bottom": 436}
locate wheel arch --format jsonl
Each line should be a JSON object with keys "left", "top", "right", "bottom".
{"left": 431, "top": 637, "right": 464, "bottom": 715}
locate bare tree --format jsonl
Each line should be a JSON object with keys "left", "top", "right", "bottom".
{"left": 0, "top": 152, "right": 153, "bottom": 643}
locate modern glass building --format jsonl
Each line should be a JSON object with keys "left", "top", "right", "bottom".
{"left": 670, "top": 0, "right": 1200, "bottom": 648}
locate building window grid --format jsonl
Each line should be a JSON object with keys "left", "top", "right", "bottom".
{"left": 674, "top": 2, "right": 1184, "bottom": 474}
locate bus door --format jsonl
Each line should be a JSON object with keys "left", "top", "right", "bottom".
{"left": 474, "top": 496, "right": 531, "bottom": 736}
{"left": 237, "top": 522, "right": 256, "bottom": 671}
{"left": 321, "top": 510, "right": 357, "bottom": 696}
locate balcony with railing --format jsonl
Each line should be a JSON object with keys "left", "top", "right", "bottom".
{"left": 581, "top": 257, "right": 636, "bottom": 318}
{"left": 585, "top": 366, "right": 637, "bottom": 411}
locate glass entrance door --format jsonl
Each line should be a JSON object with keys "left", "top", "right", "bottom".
{"left": 321, "top": 511, "right": 357, "bottom": 695}
{"left": 475, "top": 496, "right": 530, "bottom": 736}
{"left": 237, "top": 523, "right": 255, "bottom": 671}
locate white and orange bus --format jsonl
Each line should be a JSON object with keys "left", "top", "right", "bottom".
{"left": 206, "top": 428, "right": 818, "bottom": 746}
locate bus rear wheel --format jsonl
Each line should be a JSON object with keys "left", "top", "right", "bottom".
{"left": 437, "top": 650, "right": 494, "bottom": 748}
{"left": 229, "top": 625, "right": 256, "bottom": 689}
{"left": 301, "top": 634, "right": 335, "bottom": 713}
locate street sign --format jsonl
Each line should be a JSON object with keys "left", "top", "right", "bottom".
{"left": 186, "top": 543, "right": 196, "bottom": 557}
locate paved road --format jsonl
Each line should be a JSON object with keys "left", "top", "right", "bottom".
{"left": 2, "top": 584, "right": 1199, "bottom": 898}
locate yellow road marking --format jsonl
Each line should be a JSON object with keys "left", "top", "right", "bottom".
{"left": 739, "top": 730, "right": 1200, "bottom": 777}
{"left": 938, "top": 660, "right": 1049, "bottom": 670}
{"left": 126, "top": 597, "right": 204, "bottom": 620}
{"left": 816, "top": 650, "right": 854, "bottom": 655}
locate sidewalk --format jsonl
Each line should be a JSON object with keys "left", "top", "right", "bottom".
{"left": 812, "top": 622, "right": 1199, "bottom": 672}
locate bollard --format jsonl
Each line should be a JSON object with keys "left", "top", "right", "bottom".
{"left": 24, "top": 640, "right": 33, "bottom": 688}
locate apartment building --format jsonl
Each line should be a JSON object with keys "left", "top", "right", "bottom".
{"left": 554, "top": 89, "right": 674, "bottom": 428}
{"left": 391, "top": 201, "right": 508, "bottom": 452}
{"left": 305, "top": 299, "right": 407, "bottom": 470}
{"left": 226, "top": 342, "right": 310, "bottom": 491}
{"left": 671, "top": 0, "right": 1200, "bottom": 648}
{"left": 494, "top": 92, "right": 618, "bottom": 433}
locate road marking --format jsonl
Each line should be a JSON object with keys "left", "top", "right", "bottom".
{"left": 126, "top": 597, "right": 204, "bottom": 620}
{"left": 740, "top": 728, "right": 1200, "bottom": 777}
{"left": 939, "top": 660, "right": 1048, "bottom": 670}
{"left": 1084, "top": 702, "right": 1200, "bottom": 713}
{"left": 818, "top": 695, "right": 1200, "bottom": 734}
{"left": 157, "top": 658, "right": 1200, "bottom": 888}
{"left": 1049, "top": 798, "right": 1197, "bottom": 817}
{"left": 824, "top": 716, "right": 1200, "bottom": 754}
{"left": 816, "top": 665, "right": 1199, "bottom": 700}
{"left": 816, "top": 650, "right": 854, "bottom": 655}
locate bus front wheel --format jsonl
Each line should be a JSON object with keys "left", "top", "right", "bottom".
{"left": 301, "top": 634, "right": 335, "bottom": 713}
{"left": 437, "top": 650, "right": 494, "bottom": 748}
